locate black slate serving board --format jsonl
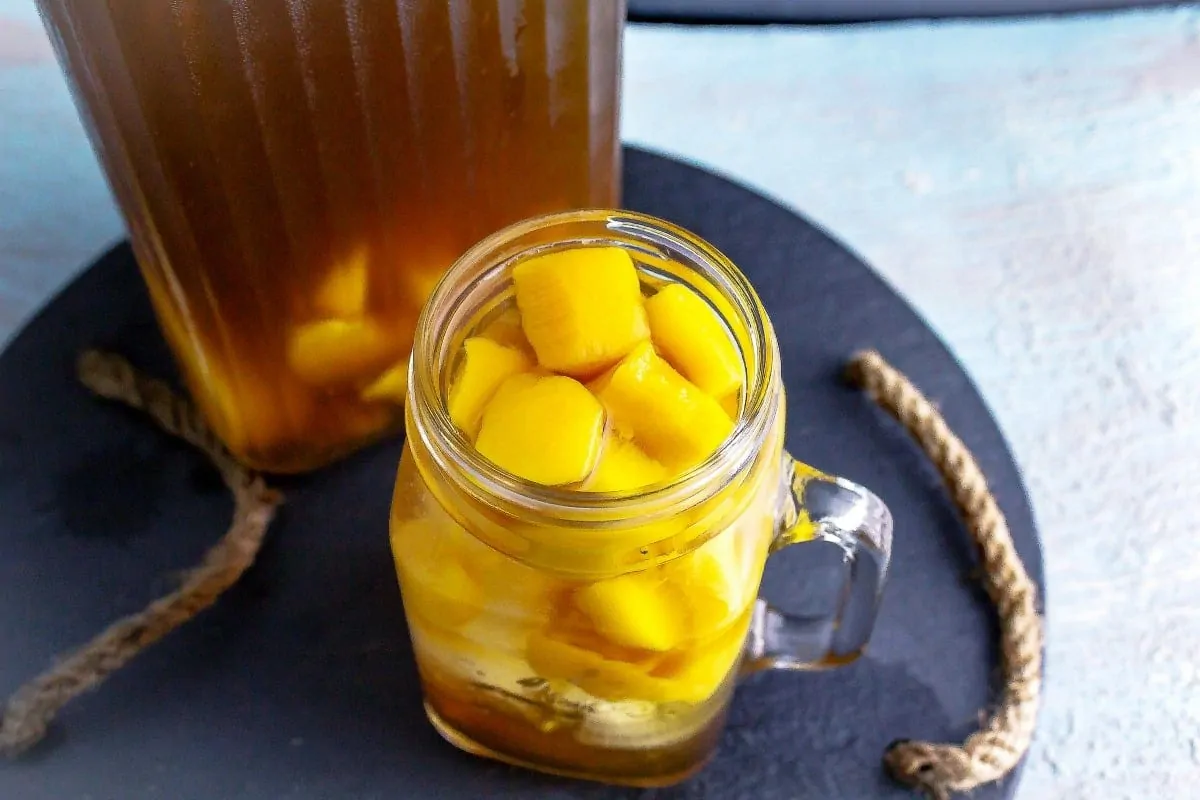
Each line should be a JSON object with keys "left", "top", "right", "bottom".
{"left": 0, "top": 148, "right": 1043, "bottom": 799}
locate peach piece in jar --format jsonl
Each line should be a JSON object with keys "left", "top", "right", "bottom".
{"left": 590, "top": 341, "right": 734, "bottom": 471}
{"left": 645, "top": 283, "right": 743, "bottom": 401}
{"left": 526, "top": 631, "right": 670, "bottom": 704}
{"left": 649, "top": 609, "right": 753, "bottom": 704}
{"left": 680, "top": 534, "right": 751, "bottom": 635}
{"left": 474, "top": 374, "right": 605, "bottom": 486}
{"left": 477, "top": 307, "right": 533, "bottom": 354}
{"left": 573, "top": 571, "right": 690, "bottom": 653}
{"left": 391, "top": 521, "right": 485, "bottom": 629}
{"left": 526, "top": 599, "right": 747, "bottom": 706}
{"left": 513, "top": 246, "right": 649, "bottom": 378}
{"left": 720, "top": 391, "right": 741, "bottom": 419}
{"left": 446, "top": 337, "right": 533, "bottom": 438}
{"left": 583, "top": 434, "right": 667, "bottom": 493}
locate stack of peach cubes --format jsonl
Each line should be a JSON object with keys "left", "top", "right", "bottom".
{"left": 455, "top": 246, "right": 741, "bottom": 489}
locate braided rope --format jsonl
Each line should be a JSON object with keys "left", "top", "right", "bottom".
{"left": 846, "top": 350, "right": 1043, "bottom": 800}
{"left": 0, "top": 351, "right": 280, "bottom": 757}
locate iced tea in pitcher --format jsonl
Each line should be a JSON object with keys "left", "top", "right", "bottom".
{"left": 37, "top": 0, "right": 624, "bottom": 471}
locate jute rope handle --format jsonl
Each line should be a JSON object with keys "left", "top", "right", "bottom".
{"left": 0, "top": 350, "right": 281, "bottom": 757}
{"left": 846, "top": 350, "right": 1044, "bottom": 799}
{"left": 1, "top": 348, "right": 1042, "bottom": 800}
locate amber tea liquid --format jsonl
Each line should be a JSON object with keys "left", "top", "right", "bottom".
{"left": 37, "top": 0, "right": 623, "bottom": 471}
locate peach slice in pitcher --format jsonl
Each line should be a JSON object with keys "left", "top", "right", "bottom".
{"left": 649, "top": 609, "right": 754, "bottom": 705}
{"left": 679, "top": 533, "right": 752, "bottom": 635}
{"left": 286, "top": 317, "right": 404, "bottom": 389}
{"left": 360, "top": 361, "right": 410, "bottom": 405}
{"left": 526, "top": 631, "right": 668, "bottom": 704}
{"left": 313, "top": 248, "right": 369, "bottom": 318}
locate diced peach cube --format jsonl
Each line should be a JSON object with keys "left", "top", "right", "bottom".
{"left": 720, "top": 391, "right": 741, "bottom": 419}
{"left": 650, "top": 610, "right": 751, "bottom": 704}
{"left": 646, "top": 284, "right": 744, "bottom": 400}
{"left": 403, "top": 557, "right": 484, "bottom": 628}
{"left": 446, "top": 337, "right": 533, "bottom": 438}
{"left": 584, "top": 435, "right": 668, "bottom": 493}
{"left": 513, "top": 246, "right": 649, "bottom": 378}
{"left": 590, "top": 341, "right": 734, "bottom": 471}
{"left": 391, "top": 521, "right": 484, "bottom": 628}
{"left": 477, "top": 307, "right": 533, "bottom": 354}
{"left": 475, "top": 374, "right": 605, "bottom": 486}
{"left": 526, "top": 632, "right": 670, "bottom": 703}
{"left": 573, "top": 572, "right": 689, "bottom": 652}
{"left": 286, "top": 318, "right": 403, "bottom": 388}
{"left": 682, "top": 534, "right": 749, "bottom": 636}
{"left": 314, "top": 248, "right": 368, "bottom": 317}
{"left": 360, "top": 360, "right": 409, "bottom": 404}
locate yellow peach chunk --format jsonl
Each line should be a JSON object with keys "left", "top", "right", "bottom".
{"left": 650, "top": 612, "right": 751, "bottom": 704}
{"left": 584, "top": 435, "right": 668, "bottom": 493}
{"left": 334, "top": 400, "right": 399, "bottom": 445}
{"left": 401, "top": 556, "right": 484, "bottom": 628}
{"left": 574, "top": 572, "right": 689, "bottom": 652}
{"left": 447, "top": 338, "right": 533, "bottom": 438}
{"left": 526, "top": 632, "right": 670, "bottom": 703}
{"left": 590, "top": 341, "right": 734, "bottom": 471}
{"left": 391, "top": 522, "right": 484, "bottom": 628}
{"left": 400, "top": 264, "right": 446, "bottom": 314}
{"left": 475, "top": 374, "right": 605, "bottom": 486}
{"left": 683, "top": 536, "right": 749, "bottom": 636}
{"left": 314, "top": 248, "right": 368, "bottom": 317}
{"left": 646, "top": 284, "right": 744, "bottom": 400}
{"left": 513, "top": 246, "right": 649, "bottom": 377}
{"left": 360, "top": 360, "right": 409, "bottom": 404}
{"left": 720, "top": 391, "right": 741, "bottom": 419}
{"left": 286, "top": 318, "right": 403, "bottom": 388}
{"left": 478, "top": 307, "right": 532, "bottom": 354}
{"left": 458, "top": 537, "right": 557, "bottom": 618}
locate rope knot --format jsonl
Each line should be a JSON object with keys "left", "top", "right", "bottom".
{"left": 884, "top": 740, "right": 976, "bottom": 800}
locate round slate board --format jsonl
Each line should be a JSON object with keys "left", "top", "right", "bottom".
{"left": 0, "top": 148, "right": 1043, "bottom": 799}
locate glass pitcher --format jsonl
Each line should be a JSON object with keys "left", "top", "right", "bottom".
{"left": 390, "top": 211, "right": 893, "bottom": 786}
{"left": 36, "top": 0, "right": 624, "bottom": 472}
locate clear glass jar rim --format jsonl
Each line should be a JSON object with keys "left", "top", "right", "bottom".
{"left": 408, "top": 209, "right": 780, "bottom": 527}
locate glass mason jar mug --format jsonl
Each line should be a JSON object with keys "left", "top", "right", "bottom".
{"left": 390, "top": 211, "right": 893, "bottom": 786}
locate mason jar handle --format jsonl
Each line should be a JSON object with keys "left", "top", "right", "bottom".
{"left": 742, "top": 453, "right": 893, "bottom": 673}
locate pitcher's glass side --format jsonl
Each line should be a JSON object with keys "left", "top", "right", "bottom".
{"left": 34, "top": 0, "right": 625, "bottom": 472}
